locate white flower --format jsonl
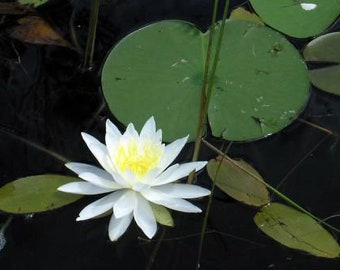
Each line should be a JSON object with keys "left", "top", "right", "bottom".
{"left": 58, "top": 116, "right": 210, "bottom": 241}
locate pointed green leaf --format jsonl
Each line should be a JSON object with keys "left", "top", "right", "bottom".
{"left": 250, "top": 0, "right": 340, "bottom": 38}
{"left": 254, "top": 203, "right": 340, "bottom": 258}
{"left": 0, "top": 175, "right": 83, "bottom": 214}
{"left": 230, "top": 7, "right": 264, "bottom": 25}
{"left": 207, "top": 156, "right": 270, "bottom": 206}
{"left": 102, "top": 20, "right": 309, "bottom": 142}
{"left": 303, "top": 32, "right": 340, "bottom": 64}
{"left": 309, "top": 65, "right": 340, "bottom": 95}
{"left": 150, "top": 203, "right": 174, "bottom": 227}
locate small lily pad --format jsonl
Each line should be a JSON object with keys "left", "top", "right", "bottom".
{"left": 207, "top": 156, "right": 270, "bottom": 206}
{"left": 150, "top": 203, "right": 174, "bottom": 227}
{"left": 303, "top": 32, "right": 340, "bottom": 95}
{"left": 0, "top": 175, "right": 83, "bottom": 214}
{"left": 254, "top": 203, "right": 340, "bottom": 258}
{"left": 303, "top": 32, "right": 340, "bottom": 63}
{"left": 250, "top": 0, "right": 340, "bottom": 38}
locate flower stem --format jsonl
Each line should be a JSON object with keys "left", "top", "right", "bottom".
{"left": 0, "top": 216, "right": 13, "bottom": 234}
{"left": 196, "top": 142, "right": 232, "bottom": 269}
{"left": 82, "top": 0, "right": 100, "bottom": 70}
{"left": 202, "top": 138, "right": 340, "bottom": 234}
{"left": 188, "top": 0, "right": 230, "bottom": 184}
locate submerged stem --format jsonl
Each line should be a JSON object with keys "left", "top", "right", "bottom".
{"left": 188, "top": 0, "right": 230, "bottom": 184}
{"left": 83, "top": 0, "right": 100, "bottom": 70}
{"left": 202, "top": 139, "right": 340, "bottom": 234}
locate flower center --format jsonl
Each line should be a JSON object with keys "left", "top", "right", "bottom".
{"left": 114, "top": 139, "right": 163, "bottom": 177}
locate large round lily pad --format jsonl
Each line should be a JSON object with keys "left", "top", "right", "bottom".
{"left": 250, "top": 0, "right": 340, "bottom": 38}
{"left": 102, "top": 19, "right": 309, "bottom": 142}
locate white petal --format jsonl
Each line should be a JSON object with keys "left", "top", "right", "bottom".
{"left": 111, "top": 171, "right": 130, "bottom": 188}
{"left": 300, "top": 3, "right": 317, "bottom": 11}
{"left": 140, "top": 116, "right": 156, "bottom": 139}
{"left": 134, "top": 194, "right": 157, "bottom": 239}
{"left": 153, "top": 183, "right": 210, "bottom": 198}
{"left": 65, "top": 162, "right": 112, "bottom": 179}
{"left": 108, "top": 213, "right": 133, "bottom": 241}
{"left": 58, "top": 181, "right": 112, "bottom": 195}
{"left": 79, "top": 172, "right": 122, "bottom": 190}
{"left": 124, "top": 123, "right": 139, "bottom": 140}
{"left": 81, "top": 132, "right": 114, "bottom": 173}
{"left": 106, "top": 119, "right": 122, "bottom": 137}
{"left": 77, "top": 191, "right": 125, "bottom": 221}
{"left": 157, "top": 136, "right": 188, "bottom": 171}
{"left": 142, "top": 189, "right": 202, "bottom": 213}
{"left": 153, "top": 161, "right": 207, "bottom": 186}
{"left": 113, "top": 190, "right": 136, "bottom": 218}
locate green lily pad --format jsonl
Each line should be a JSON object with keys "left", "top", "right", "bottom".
{"left": 303, "top": 32, "right": 340, "bottom": 63}
{"left": 19, "top": 0, "right": 48, "bottom": 7}
{"left": 254, "top": 203, "right": 340, "bottom": 258}
{"left": 250, "top": 0, "right": 340, "bottom": 38}
{"left": 0, "top": 175, "right": 83, "bottom": 214}
{"left": 303, "top": 32, "right": 340, "bottom": 95}
{"left": 150, "top": 203, "right": 174, "bottom": 227}
{"left": 207, "top": 156, "right": 270, "bottom": 206}
{"left": 308, "top": 65, "right": 340, "bottom": 95}
{"left": 101, "top": 20, "right": 309, "bottom": 142}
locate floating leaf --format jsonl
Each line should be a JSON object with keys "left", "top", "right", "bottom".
{"left": 254, "top": 203, "right": 340, "bottom": 258}
{"left": 303, "top": 33, "right": 340, "bottom": 95}
{"left": 250, "top": 0, "right": 340, "bottom": 38}
{"left": 102, "top": 20, "right": 309, "bottom": 142}
{"left": 207, "top": 156, "right": 270, "bottom": 206}
{"left": 308, "top": 65, "right": 340, "bottom": 95}
{"left": 8, "top": 16, "right": 72, "bottom": 47}
{"left": 18, "top": 0, "right": 48, "bottom": 7}
{"left": 303, "top": 32, "right": 340, "bottom": 63}
{"left": 230, "top": 7, "right": 264, "bottom": 25}
{"left": 150, "top": 203, "right": 174, "bottom": 227}
{"left": 0, "top": 175, "right": 83, "bottom": 214}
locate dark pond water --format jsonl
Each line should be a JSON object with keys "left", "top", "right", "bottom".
{"left": 0, "top": 0, "right": 340, "bottom": 269}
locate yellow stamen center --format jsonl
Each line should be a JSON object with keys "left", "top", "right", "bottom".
{"left": 114, "top": 139, "right": 163, "bottom": 178}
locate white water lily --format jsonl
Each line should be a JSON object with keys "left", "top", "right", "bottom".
{"left": 58, "top": 117, "right": 210, "bottom": 241}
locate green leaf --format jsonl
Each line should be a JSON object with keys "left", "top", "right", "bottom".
{"left": 101, "top": 20, "right": 309, "bottom": 142}
{"left": 209, "top": 19, "right": 309, "bottom": 141}
{"left": 0, "top": 175, "right": 83, "bottom": 214}
{"left": 303, "top": 33, "right": 340, "bottom": 95}
{"left": 150, "top": 203, "right": 174, "bottom": 227}
{"left": 303, "top": 32, "right": 340, "bottom": 64}
{"left": 206, "top": 156, "right": 270, "bottom": 206}
{"left": 254, "top": 203, "right": 340, "bottom": 258}
{"left": 230, "top": 7, "right": 264, "bottom": 26}
{"left": 308, "top": 65, "right": 340, "bottom": 95}
{"left": 18, "top": 0, "right": 48, "bottom": 7}
{"left": 250, "top": 0, "right": 340, "bottom": 38}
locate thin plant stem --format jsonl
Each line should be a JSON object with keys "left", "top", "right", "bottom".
{"left": 0, "top": 216, "right": 13, "bottom": 234}
{"left": 0, "top": 126, "right": 69, "bottom": 163}
{"left": 202, "top": 138, "right": 340, "bottom": 234}
{"left": 188, "top": 0, "right": 230, "bottom": 184}
{"left": 145, "top": 227, "right": 166, "bottom": 270}
{"left": 298, "top": 118, "right": 338, "bottom": 137}
{"left": 196, "top": 141, "right": 232, "bottom": 269}
{"left": 83, "top": 0, "right": 100, "bottom": 70}
{"left": 190, "top": 0, "right": 219, "bottom": 168}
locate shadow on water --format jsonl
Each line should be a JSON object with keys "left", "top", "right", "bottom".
{"left": 0, "top": 0, "right": 340, "bottom": 269}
